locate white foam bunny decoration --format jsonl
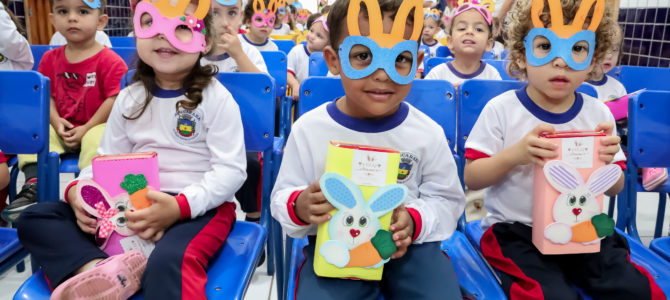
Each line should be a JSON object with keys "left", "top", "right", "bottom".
{"left": 318, "top": 173, "right": 408, "bottom": 268}
{"left": 543, "top": 160, "right": 620, "bottom": 245}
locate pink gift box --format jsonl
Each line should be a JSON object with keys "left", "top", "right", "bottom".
{"left": 92, "top": 152, "right": 160, "bottom": 197}
{"left": 605, "top": 94, "right": 629, "bottom": 121}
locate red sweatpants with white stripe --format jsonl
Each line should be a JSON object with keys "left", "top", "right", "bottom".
{"left": 17, "top": 200, "right": 236, "bottom": 299}
{"left": 480, "top": 222, "right": 665, "bottom": 300}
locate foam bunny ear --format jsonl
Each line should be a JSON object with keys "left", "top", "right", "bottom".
{"left": 320, "top": 173, "right": 364, "bottom": 211}
{"left": 253, "top": 0, "right": 266, "bottom": 14}
{"left": 531, "top": 0, "right": 605, "bottom": 38}
{"left": 77, "top": 179, "right": 113, "bottom": 218}
{"left": 267, "top": 0, "right": 278, "bottom": 14}
{"left": 543, "top": 160, "right": 585, "bottom": 194}
{"left": 586, "top": 164, "right": 621, "bottom": 195}
{"left": 83, "top": 0, "right": 102, "bottom": 9}
{"left": 367, "top": 184, "right": 408, "bottom": 218}
{"left": 346, "top": 0, "right": 423, "bottom": 48}
{"left": 148, "top": 0, "right": 210, "bottom": 19}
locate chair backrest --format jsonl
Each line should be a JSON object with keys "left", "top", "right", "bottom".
{"left": 576, "top": 83, "right": 598, "bottom": 98}
{"left": 216, "top": 73, "right": 276, "bottom": 152}
{"left": 261, "top": 51, "right": 288, "bottom": 99}
{"left": 482, "top": 52, "right": 494, "bottom": 60}
{"left": 457, "top": 79, "right": 525, "bottom": 156}
{"left": 628, "top": 91, "right": 670, "bottom": 168}
{"left": 30, "top": 45, "right": 57, "bottom": 71}
{"left": 424, "top": 57, "right": 454, "bottom": 76}
{"left": 298, "top": 77, "right": 458, "bottom": 150}
{"left": 110, "top": 47, "right": 137, "bottom": 69}
{"left": 481, "top": 59, "right": 513, "bottom": 81}
{"left": 436, "top": 46, "right": 452, "bottom": 58}
{"left": 273, "top": 39, "right": 296, "bottom": 55}
{"left": 0, "top": 71, "right": 58, "bottom": 201}
{"left": 613, "top": 66, "right": 670, "bottom": 92}
{"left": 109, "top": 36, "right": 136, "bottom": 47}
{"left": 308, "top": 52, "right": 328, "bottom": 76}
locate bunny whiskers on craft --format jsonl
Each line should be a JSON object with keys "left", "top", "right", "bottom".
{"left": 542, "top": 160, "right": 619, "bottom": 245}
{"left": 318, "top": 173, "right": 408, "bottom": 269}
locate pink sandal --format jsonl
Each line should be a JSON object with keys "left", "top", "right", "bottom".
{"left": 642, "top": 167, "right": 668, "bottom": 191}
{"left": 51, "top": 251, "right": 147, "bottom": 300}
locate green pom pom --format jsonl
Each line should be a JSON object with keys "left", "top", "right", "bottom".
{"left": 202, "top": 29, "right": 207, "bottom": 34}
{"left": 370, "top": 230, "right": 396, "bottom": 260}
{"left": 180, "top": 16, "right": 186, "bottom": 21}
{"left": 120, "top": 174, "right": 148, "bottom": 195}
{"left": 592, "top": 213, "right": 615, "bottom": 237}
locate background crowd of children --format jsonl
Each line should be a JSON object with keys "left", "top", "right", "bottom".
{"left": 0, "top": 0, "right": 668, "bottom": 298}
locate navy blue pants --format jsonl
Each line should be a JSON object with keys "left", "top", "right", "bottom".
{"left": 17, "top": 200, "right": 236, "bottom": 299}
{"left": 481, "top": 222, "right": 666, "bottom": 300}
{"left": 294, "top": 237, "right": 463, "bottom": 300}
{"left": 235, "top": 152, "right": 261, "bottom": 214}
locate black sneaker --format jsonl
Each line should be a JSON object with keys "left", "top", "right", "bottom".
{"left": 2, "top": 182, "right": 38, "bottom": 223}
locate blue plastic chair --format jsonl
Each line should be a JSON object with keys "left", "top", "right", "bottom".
{"left": 465, "top": 220, "right": 670, "bottom": 298}
{"left": 13, "top": 221, "right": 267, "bottom": 300}
{"left": 288, "top": 77, "right": 503, "bottom": 299}
{"left": 261, "top": 51, "right": 288, "bottom": 100}
{"left": 610, "top": 66, "right": 670, "bottom": 92}
{"left": 13, "top": 73, "right": 278, "bottom": 299}
{"left": 110, "top": 47, "right": 137, "bottom": 69}
{"left": 436, "top": 45, "right": 452, "bottom": 58}
{"left": 481, "top": 59, "right": 513, "bottom": 80}
{"left": 424, "top": 57, "right": 453, "bottom": 76}
{"left": 0, "top": 71, "right": 59, "bottom": 274}
{"left": 273, "top": 40, "right": 296, "bottom": 55}
{"left": 308, "top": 52, "right": 328, "bottom": 76}
{"left": 109, "top": 36, "right": 136, "bottom": 48}
{"left": 625, "top": 91, "right": 670, "bottom": 254}
{"left": 29, "top": 45, "right": 57, "bottom": 71}
{"left": 482, "top": 51, "right": 495, "bottom": 60}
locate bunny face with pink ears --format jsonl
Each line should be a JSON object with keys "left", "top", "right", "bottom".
{"left": 76, "top": 179, "right": 136, "bottom": 255}
{"left": 543, "top": 160, "right": 621, "bottom": 245}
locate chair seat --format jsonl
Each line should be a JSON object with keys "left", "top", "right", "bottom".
{"left": 0, "top": 228, "right": 29, "bottom": 275}
{"left": 58, "top": 153, "right": 80, "bottom": 174}
{"left": 13, "top": 221, "right": 266, "bottom": 300}
{"left": 650, "top": 237, "right": 670, "bottom": 262}
{"left": 441, "top": 231, "right": 506, "bottom": 299}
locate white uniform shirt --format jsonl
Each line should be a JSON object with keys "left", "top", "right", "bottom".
{"left": 239, "top": 34, "right": 279, "bottom": 52}
{"left": 0, "top": 1, "right": 33, "bottom": 71}
{"left": 50, "top": 31, "right": 112, "bottom": 47}
{"left": 421, "top": 39, "right": 441, "bottom": 58}
{"left": 200, "top": 37, "right": 268, "bottom": 73}
{"left": 287, "top": 44, "right": 311, "bottom": 83}
{"left": 74, "top": 80, "right": 247, "bottom": 218}
{"left": 586, "top": 75, "right": 627, "bottom": 102}
{"left": 464, "top": 88, "right": 626, "bottom": 230}
{"left": 271, "top": 101, "right": 466, "bottom": 243}
{"left": 425, "top": 61, "right": 502, "bottom": 86}
{"left": 271, "top": 23, "right": 291, "bottom": 35}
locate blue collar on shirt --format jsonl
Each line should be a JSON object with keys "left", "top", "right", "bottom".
{"left": 303, "top": 44, "right": 311, "bottom": 56}
{"left": 447, "top": 61, "right": 487, "bottom": 79}
{"left": 152, "top": 85, "right": 184, "bottom": 98}
{"left": 242, "top": 34, "right": 269, "bottom": 47}
{"left": 516, "top": 86, "right": 583, "bottom": 124}
{"left": 588, "top": 75, "right": 608, "bottom": 86}
{"left": 209, "top": 53, "right": 230, "bottom": 61}
{"left": 326, "top": 98, "right": 409, "bottom": 133}
{"left": 422, "top": 39, "right": 439, "bottom": 47}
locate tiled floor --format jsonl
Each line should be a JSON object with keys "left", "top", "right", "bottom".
{"left": 1, "top": 174, "right": 669, "bottom": 300}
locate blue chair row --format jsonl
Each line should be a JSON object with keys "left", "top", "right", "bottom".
{"left": 109, "top": 36, "right": 136, "bottom": 48}
{"left": 0, "top": 71, "right": 59, "bottom": 276}
{"left": 273, "top": 39, "right": 296, "bottom": 56}
{"left": 282, "top": 77, "right": 505, "bottom": 299}
{"left": 10, "top": 72, "right": 277, "bottom": 299}
{"left": 435, "top": 45, "right": 494, "bottom": 60}
{"left": 625, "top": 91, "right": 670, "bottom": 261}
{"left": 308, "top": 52, "right": 328, "bottom": 77}
{"left": 608, "top": 66, "right": 670, "bottom": 92}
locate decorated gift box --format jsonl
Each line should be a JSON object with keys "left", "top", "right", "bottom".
{"left": 532, "top": 131, "right": 620, "bottom": 254}
{"left": 604, "top": 89, "right": 645, "bottom": 121}
{"left": 76, "top": 152, "right": 160, "bottom": 257}
{"left": 314, "top": 141, "right": 407, "bottom": 280}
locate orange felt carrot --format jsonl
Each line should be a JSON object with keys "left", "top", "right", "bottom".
{"left": 120, "top": 174, "right": 152, "bottom": 210}
{"left": 345, "top": 241, "right": 383, "bottom": 268}
{"left": 571, "top": 220, "right": 598, "bottom": 243}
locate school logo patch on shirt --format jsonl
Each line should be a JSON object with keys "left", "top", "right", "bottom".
{"left": 174, "top": 108, "right": 202, "bottom": 142}
{"left": 397, "top": 152, "right": 420, "bottom": 183}
{"left": 0, "top": 53, "right": 6, "bottom": 64}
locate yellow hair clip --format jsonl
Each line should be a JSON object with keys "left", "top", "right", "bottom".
{"left": 531, "top": 0, "right": 605, "bottom": 38}
{"left": 346, "top": 0, "right": 422, "bottom": 48}
{"left": 149, "top": 0, "right": 210, "bottom": 19}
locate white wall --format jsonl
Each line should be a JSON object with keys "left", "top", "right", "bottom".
{"left": 619, "top": 0, "right": 670, "bottom": 8}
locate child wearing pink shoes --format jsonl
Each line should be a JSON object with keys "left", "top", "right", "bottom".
{"left": 17, "top": 0, "right": 246, "bottom": 298}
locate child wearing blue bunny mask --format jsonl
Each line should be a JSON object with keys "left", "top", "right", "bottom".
{"left": 270, "top": 0, "right": 466, "bottom": 298}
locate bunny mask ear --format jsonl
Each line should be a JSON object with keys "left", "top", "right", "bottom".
{"left": 320, "top": 173, "right": 364, "bottom": 211}
{"left": 543, "top": 160, "right": 585, "bottom": 194}
{"left": 586, "top": 164, "right": 622, "bottom": 195}
{"left": 368, "top": 184, "right": 408, "bottom": 218}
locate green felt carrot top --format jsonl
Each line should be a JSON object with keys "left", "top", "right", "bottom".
{"left": 120, "top": 174, "right": 148, "bottom": 195}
